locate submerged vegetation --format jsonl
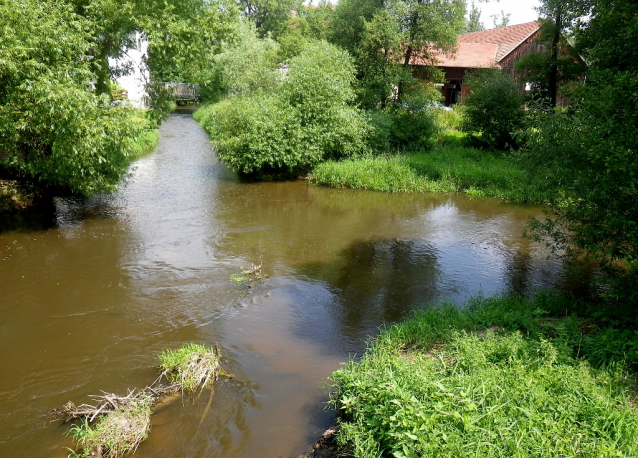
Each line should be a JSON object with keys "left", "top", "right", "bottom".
{"left": 330, "top": 294, "right": 638, "bottom": 457}
{"left": 61, "top": 343, "right": 227, "bottom": 458}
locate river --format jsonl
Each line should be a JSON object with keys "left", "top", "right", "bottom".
{"left": 0, "top": 113, "right": 573, "bottom": 457}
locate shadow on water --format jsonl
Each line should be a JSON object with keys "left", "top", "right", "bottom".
{"left": 288, "top": 236, "right": 592, "bottom": 356}
{"left": 298, "top": 238, "right": 441, "bottom": 344}
{"left": 0, "top": 199, "right": 57, "bottom": 233}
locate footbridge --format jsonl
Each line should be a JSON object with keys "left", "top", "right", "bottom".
{"left": 158, "top": 82, "right": 202, "bottom": 105}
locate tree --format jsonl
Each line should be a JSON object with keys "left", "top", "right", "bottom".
{"left": 490, "top": 10, "right": 510, "bottom": 28}
{"left": 0, "top": 0, "right": 148, "bottom": 195}
{"left": 330, "top": 0, "right": 383, "bottom": 53}
{"left": 398, "top": 0, "right": 466, "bottom": 80}
{"left": 515, "top": 0, "right": 586, "bottom": 107}
{"left": 144, "top": 0, "right": 239, "bottom": 85}
{"left": 208, "top": 20, "right": 281, "bottom": 99}
{"left": 524, "top": 0, "right": 638, "bottom": 306}
{"left": 465, "top": 1, "right": 484, "bottom": 32}
{"left": 239, "top": 0, "right": 302, "bottom": 39}
{"left": 461, "top": 70, "right": 524, "bottom": 150}
{"left": 332, "top": 0, "right": 465, "bottom": 108}
{"left": 63, "top": 0, "right": 238, "bottom": 110}
{"left": 515, "top": 21, "right": 586, "bottom": 106}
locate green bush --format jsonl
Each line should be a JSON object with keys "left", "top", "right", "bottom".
{"left": 331, "top": 294, "right": 638, "bottom": 458}
{"left": 206, "top": 20, "right": 281, "bottom": 99}
{"left": 195, "top": 41, "right": 370, "bottom": 177}
{"left": 388, "top": 108, "right": 438, "bottom": 150}
{"left": 0, "top": 0, "right": 147, "bottom": 196}
{"left": 364, "top": 110, "right": 393, "bottom": 152}
{"left": 461, "top": 70, "right": 524, "bottom": 150}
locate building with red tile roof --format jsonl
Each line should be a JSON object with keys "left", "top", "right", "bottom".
{"left": 410, "top": 22, "right": 543, "bottom": 105}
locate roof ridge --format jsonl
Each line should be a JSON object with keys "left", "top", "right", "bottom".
{"left": 496, "top": 25, "right": 541, "bottom": 63}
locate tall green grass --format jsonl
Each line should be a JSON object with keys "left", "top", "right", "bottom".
{"left": 128, "top": 110, "right": 159, "bottom": 160}
{"left": 129, "top": 129, "right": 159, "bottom": 159}
{"left": 310, "top": 145, "right": 553, "bottom": 203}
{"left": 330, "top": 294, "right": 638, "bottom": 458}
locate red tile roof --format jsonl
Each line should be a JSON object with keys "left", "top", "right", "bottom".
{"left": 410, "top": 21, "right": 541, "bottom": 68}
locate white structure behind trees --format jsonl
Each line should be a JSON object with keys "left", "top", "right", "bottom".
{"left": 108, "top": 31, "right": 150, "bottom": 108}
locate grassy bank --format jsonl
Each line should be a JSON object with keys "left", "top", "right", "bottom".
{"left": 129, "top": 128, "right": 159, "bottom": 160}
{"left": 0, "top": 113, "right": 158, "bottom": 216}
{"left": 310, "top": 144, "right": 552, "bottom": 204}
{"left": 330, "top": 294, "right": 638, "bottom": 458}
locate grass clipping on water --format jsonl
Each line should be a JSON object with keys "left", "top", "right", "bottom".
{"left": 330, "top": 297, "right": 638, "bottom": 458}
{"left": 62, "top": 343, "right": 223, "bottom": 458}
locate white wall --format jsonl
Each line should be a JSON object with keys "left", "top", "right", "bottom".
{"left": 108, "top": 31, "right": 150, "bottom": 108}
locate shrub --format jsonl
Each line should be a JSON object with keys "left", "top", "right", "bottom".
{"left": 196, "top": 41, "right": 370, "bottom": 177}
{"left": 388, "top": 108, "right": 438, "bottom": 150}
{"left": 331, "top": 295, "right": 638, "bottom": 458}
{"left": 461, "top": 70, "right": 524, "bottom": 150}
{"left": 364, "top": 110, "right": 393, "bottom": 152}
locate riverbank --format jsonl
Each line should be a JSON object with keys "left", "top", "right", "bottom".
{"left": 310, "top": 143, "right": 552, "bottom": 204}
{"left": 0, "top": 125, "right": 158, "bottom": 216}
{"left": 329, "top": 293, "right": 638, "bottom": 457}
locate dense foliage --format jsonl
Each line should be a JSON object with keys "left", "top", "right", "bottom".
{"left": 206, "top": 20, "right": 281, "bottom": 100}
{"left": 460, "top": 70, "right": 524, "bottom": 150}
{"left": 0, "top": 0, "right": 151, "bottom": 196}
{"left": 331, "top": 0, "right": 465, "bottom": 108}
{"left": 331, "top": 294, "right": 638, "bottom": 458}
{"left": 523, "top": 0, "right": 638, "bottom": 305}
{"left": 144, "top": 0, "right": 238, "bottom": 92}
{"left": 195, "top": 42, "right": 370, "bottom": 177}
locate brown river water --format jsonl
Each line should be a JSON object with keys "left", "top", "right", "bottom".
{"left": 0, "top": 113, "right": 575, "bottom": 458}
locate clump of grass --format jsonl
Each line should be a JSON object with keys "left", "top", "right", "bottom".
{"left": 129, "top": 129, "right": 159, "bottom": 159}
{"left": 310, "top": 145, "right": 554, "bottom": 203}
{"left": 67, "top": 394, "right": 153, "bottom": 458}
{"left": 310, "top": 155, "right": 428, "bottom": 193}
{"left": 158, "top": 343, "right": 221, "bottom": 392}
{"left": 330, "top": 294, "right": 638, "bottom": 458}
{"left": 61, "top": 343, "right": 228, "bottom": 457}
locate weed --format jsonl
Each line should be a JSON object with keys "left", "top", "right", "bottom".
{"left": 228, "top": 259, "right": 267, "bottom": 283}
{"left": 61, "top": 343, "right": 229, "bottom": 457}
{"left": 66, "top": 395, "right": 152, "bottom": 458}
{"left": 310, "top": 146, "right": 554, "bottom": 203}
{"left": 330, "top": 294, "right": 638, "bottom": 458}
{"left": 158, "top": 343, "right": 221, "bottom": 392}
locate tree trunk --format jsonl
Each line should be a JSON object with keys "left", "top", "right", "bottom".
{"left": 549, "top": 12, "right": 561, "bottom": 107}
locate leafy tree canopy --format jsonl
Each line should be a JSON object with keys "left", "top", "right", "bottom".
{"left": 239, "top": 0, "right": 302, "bottom": 39}
{"left": 0, "top": 0, "right": 149, "bottom": 195}
{"left": 524, "top": 0, "right": 638, "bottom": 306}
{"left": 332, "top": 0, "right": 465, "bottom": 108}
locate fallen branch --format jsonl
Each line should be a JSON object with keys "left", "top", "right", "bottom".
{"left": 58, "top": 343, "right": 231, "bottom": 458}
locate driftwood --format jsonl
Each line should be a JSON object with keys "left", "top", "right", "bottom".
{"left": 59, "top": 384, "right": 179, "bottom": 423}
{"left": 57, "top": 343, "right": 229, "bottom": 458}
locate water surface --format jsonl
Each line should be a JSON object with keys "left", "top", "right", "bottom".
{"left": 0, "top": 113, "right": 571, "bottom": 457}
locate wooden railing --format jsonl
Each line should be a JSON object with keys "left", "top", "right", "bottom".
{"left": 157, "top": 82, "right": 201, "bottom": 105}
